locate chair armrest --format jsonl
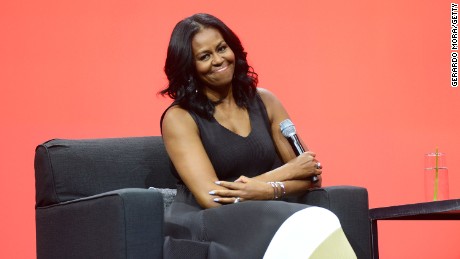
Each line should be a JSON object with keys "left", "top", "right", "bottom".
{"left": 298, "top": 186, "right": 371, "bottom": 259}
{"left": 36, "top": 188, "right": 164, "bottom": 259}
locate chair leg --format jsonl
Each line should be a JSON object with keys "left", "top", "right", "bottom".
{"left": 370, "top": 220, "right": 379, "bottom": 259}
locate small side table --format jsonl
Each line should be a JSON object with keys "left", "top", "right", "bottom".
{"left": 369, "top": 199, "right": 460, "bottom": 259}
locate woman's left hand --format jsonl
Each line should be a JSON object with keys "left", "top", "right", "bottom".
{"left": 209, "top": 176, "right": 273, "bottom": 204}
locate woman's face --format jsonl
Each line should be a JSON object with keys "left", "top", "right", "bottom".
{"left": 192, "top": 27, "right": 235, "bottom": 89}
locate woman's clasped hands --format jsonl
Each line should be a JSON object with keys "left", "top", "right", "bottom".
{"left": 209, "top": 151, "right": 322, "bottom": 205}
{"left": 288, "top": 151, "right": 322, "bottom": 180}
{"left": 209, "top": 176, "right": 273, "bottom": 204}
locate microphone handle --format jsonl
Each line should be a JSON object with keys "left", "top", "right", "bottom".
{"left": 287, "top": 135, "right": 319, "bottom": 183}
{"left": 289, "top": 134, "right": 305, "bottom": 155}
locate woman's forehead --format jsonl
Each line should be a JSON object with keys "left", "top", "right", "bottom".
{"left": 192, "top": 28, "right": 224, "bottom": 52}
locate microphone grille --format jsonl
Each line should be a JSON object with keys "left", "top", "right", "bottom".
{"left": 279, "top": 119, "right": 296, "bottom": 137}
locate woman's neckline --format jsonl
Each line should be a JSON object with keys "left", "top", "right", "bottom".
{"left": 211, "top": 108, "right": 252, "bottom": 138}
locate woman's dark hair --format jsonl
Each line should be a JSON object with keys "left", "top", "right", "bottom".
{"left": 159, "top": 13, "right": 258, "bottom": 119}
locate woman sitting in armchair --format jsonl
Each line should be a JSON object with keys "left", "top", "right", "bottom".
{"left": 160, "top": 13, "right": 356, "bottom": 259}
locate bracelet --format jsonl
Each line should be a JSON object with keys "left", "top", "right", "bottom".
{"left": 276, "top": 182, "right": 286, "bottom": 198}
{"left": 268, "top": 182, "right": 278, "bottom": 199}
{"left": 268, "top": 182, "right": 286, "bottom": 200}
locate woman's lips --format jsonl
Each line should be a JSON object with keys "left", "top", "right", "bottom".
{"left": 213, "top": 66, "right": 228, "bottom": 73}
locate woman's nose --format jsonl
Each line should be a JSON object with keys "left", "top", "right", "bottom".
{"left": 212, "top": 54, "right": 224, "bottom": 65}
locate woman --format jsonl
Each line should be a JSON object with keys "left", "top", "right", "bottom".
{"left": 160, "top": 13, "right": 356, "bottom": 259}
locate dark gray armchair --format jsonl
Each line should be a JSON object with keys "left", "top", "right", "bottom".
{"left": 34, "top": 136, "right": 371, "bottom": 259}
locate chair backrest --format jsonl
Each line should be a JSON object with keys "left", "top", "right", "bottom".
{"left": 34, "top": 136, "right": 177, "bottom": 207}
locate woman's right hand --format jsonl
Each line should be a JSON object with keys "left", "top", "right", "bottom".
{"left": 287, "top": 151, "right": 322, "bottom": 180}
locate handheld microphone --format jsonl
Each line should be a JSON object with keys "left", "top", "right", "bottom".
{"left": 279, "top": 119, "right": 319, "bottom": 183}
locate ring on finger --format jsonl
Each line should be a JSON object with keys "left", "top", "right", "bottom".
{"left": 234, "top": 197, "right": 241, "bottom": 203}
{"left": 315, "top": 162, "right": 322, "bottom": 169}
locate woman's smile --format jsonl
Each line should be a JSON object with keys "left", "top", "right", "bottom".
{"left": 214, "top": 66, "right": 228, "bottom": 73}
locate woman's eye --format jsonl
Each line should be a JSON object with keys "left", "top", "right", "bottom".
{"left": 199, "top": 54, "right": 210, "bottom": 61}
{"left": 218, "top": 46, "right": 227, "bottom": 52}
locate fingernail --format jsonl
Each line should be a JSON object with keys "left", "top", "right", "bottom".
{"left": 209, "top": 190, "right": 216, "bottom": 195}
{"left": 215, "top": 181, "right": 221, "bottom": 185}
{"left": 213, "top": 198, "right": 220, "bottom": 202}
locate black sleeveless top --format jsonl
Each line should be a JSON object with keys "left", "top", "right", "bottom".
{"left": 162, "top": 94, "right": 283, "bottom": 183}
{"left": 162, "top": 94, "right": 311, "bottom": 259}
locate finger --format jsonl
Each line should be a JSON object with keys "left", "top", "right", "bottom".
{"left": 305, "top": 151, "right": 316, "bottom": 157}
{"left": 299, "top": 153, "right": 314, "bottom": 162}
{"left": 314, "top": 175, "right": 323, "bottom": 186}
{"left": 215, "top": 180, "right": 244, "bottom": 190}
{"left": 234, "top": 175, "right": 248, "bottom": 183}
{"left": 312, "top": 161, "right": 322, "bottom": 169}
{"left": 306, "top": 153, "right": 317, "bottom": 162}
{"left": 213, "top": 197, "right": 242, "bottom": 204}
{"left": 237, "top": 175, "right": 249, "bottom": 183}
{"left": 209, "top": 189, "right": 241, "bottom": 197}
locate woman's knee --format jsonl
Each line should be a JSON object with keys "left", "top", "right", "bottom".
{"left": 307, "top": 207, "right": 341, "bottom": 227}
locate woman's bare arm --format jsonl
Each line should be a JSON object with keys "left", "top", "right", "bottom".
{"left": 254, "top": 88, "right": 322, "bottom": 183}
{"left": 161, "top": 105, "right": 228, "bottom": 209}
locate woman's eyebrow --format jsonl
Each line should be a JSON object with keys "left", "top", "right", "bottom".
{"left": 195, "top": 40, "right": 226, "bottom": 56}
{"left": 216, "top": 40, "right": 226, "bottom": 47}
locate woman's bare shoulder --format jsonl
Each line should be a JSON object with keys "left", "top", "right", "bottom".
{"left": 256, "top": 87, "right": 286, "bottom": 119}
{"left": 257, "top": 87, "right": 277, "bottom": 102}
{"left": 163, "top": 105, "right": 188, "bottom": 119}
{"left": 162, "top": 105, "right": 198, "bottom": 135}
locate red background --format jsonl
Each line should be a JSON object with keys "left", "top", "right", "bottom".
{"left": 1, "top": 1, "right": 460, "bottom": 258}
